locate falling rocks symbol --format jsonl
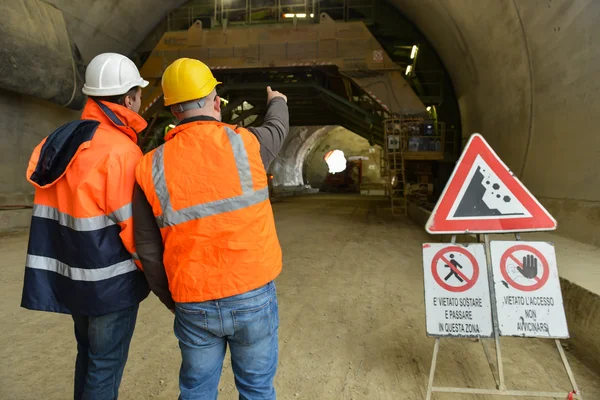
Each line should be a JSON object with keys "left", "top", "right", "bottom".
{"left": 454, "top": 166, "right": 523, "bottom": 218}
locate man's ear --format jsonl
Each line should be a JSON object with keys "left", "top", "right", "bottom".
{"left": 124, "top": 94, "right": 134, "bottom": 110}
{"left": 214, "top": 96, "right": 222, "bottom": 113}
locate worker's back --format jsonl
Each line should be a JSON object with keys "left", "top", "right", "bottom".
{"left": 136, "top": 120, "right": 282, "bottom": 303}
{"left": 22, "top": 99, "right": 149, "bottom": 316}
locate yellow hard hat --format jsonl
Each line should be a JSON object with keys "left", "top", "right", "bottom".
{"left": 162, "top": 58, "right": 220, "bottom": 106}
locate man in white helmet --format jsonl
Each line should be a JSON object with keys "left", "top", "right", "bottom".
{"left": 21, "top": 53, "right": 150, "bottom": 400}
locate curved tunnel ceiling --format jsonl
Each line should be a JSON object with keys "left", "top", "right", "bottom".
{"left": 48, "top": 0, "right": 599, "bottom": 245}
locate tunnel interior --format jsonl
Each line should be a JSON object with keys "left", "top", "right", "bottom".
{"left": 2, "top": 0, "right": 599, "bottom": 246}
{"left": 1, "top": 0, "right": 599, "bottom": 246}
{"left": 133, "top": 0, "right": 463, "bottom": 214}
{"left": 1, "top": 0, "right": 600, "bottom": 397}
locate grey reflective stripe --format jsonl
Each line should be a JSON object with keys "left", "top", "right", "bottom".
{"left": 152, "top": 128, "right": 268, "bottom": 228}
{"left": 107, "top": 203, "right": 133, "bottom": 224}
{"left": 33, "top": 204, "right": 115, "bottom": 231}
{"left": 157, "top": 187, "right": 269, "bottom": 227}
{"left": 225, "top": 127, "right": 254, "bottom": 193}
{"left": 26, "top": 254, "right": 138, "bottom": 282}
{"left": 33, "top": 204, "right": 133, "bottom": 231}
{"left": 152, "top": 145, "right": 172, "bottom": 214}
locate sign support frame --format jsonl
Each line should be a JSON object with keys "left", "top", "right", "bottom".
{"left": 424, "top": 235, "right": 583, "bottom": 400}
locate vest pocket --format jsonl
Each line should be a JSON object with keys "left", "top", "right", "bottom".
{"left": 174, "top": 305, "right": 211, "bottom": 345}
{"left": 232, "top": 298, "right": 276, "bottom": 345}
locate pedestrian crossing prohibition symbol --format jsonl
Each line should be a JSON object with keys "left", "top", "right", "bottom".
{"left": 431, "top": 246, "right": 479, "bottom": 292}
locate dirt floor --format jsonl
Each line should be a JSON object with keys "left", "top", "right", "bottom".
{"left": 1, "top": 195, "right": 599, "bottom": 399}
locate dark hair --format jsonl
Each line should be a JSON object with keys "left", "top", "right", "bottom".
{"left": 90, "top": 86, "right": 139, "bottom": 106}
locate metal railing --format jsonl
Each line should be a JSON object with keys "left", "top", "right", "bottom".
{"left": 166, "top": 0, "right": 375, "bottom": 30}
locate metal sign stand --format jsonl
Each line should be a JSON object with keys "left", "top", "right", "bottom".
{"left": 425, "top": 234, "right": 583, "bottom": 400}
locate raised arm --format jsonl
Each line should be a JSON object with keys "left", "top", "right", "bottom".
{"left": 247, "top": 87, "right": 290, "bottom": 169}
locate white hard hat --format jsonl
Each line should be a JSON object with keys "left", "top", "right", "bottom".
{"left": 82, "top": 53, "right": 149, "bottom": 97}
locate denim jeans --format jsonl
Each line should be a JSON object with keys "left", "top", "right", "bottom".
{"left": 72, "top": 305, "right": 139, "bottom": 400}
{"left": 174, "top": 281, "right": 279, "bottom": 400}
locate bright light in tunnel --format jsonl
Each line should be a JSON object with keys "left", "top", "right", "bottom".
{"left": 284, "top": 13, "right": 309, "bottom": 18}
{"left": 426, "top": 106, "right": 432, "bottom": 111}
{"left": 324, "top": 150, "right": 347, "bottom": 174}
{"left": 405, "top": 65, "right": 412, "bottom": 76}
{"left": 410, "top": 45, "right": 419, "bottom": 59}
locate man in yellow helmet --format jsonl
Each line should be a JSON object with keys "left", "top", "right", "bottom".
{"left": 133, "top": 58, "right": 288, "bottom": 399}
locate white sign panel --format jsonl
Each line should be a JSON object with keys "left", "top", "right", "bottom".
{"left": 422, "top": 243, "right": 493, "bottom": 338}
{"left": 490, "top": 241, "right": 569, "bottom": 338}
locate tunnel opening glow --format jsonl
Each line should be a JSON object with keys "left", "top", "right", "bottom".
{"left": 324, "top": 150, "right": 347, "bottom": 174}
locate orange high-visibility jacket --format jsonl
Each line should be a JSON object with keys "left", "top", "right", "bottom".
{"left": 21, "top": 99, "right": 150, "bottom": 316}
{"left": 135, "top": 121, "right": 283, "bottom": 303}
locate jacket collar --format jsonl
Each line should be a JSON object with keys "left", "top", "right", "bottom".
{"left": 165, "top": 116, "right": 236, "bottom": 142}
{"left": 177, "top": 115, "right": 218, "bottom": 126}
{"left": 81, "top": 98, "right": 147, "bottom": 144}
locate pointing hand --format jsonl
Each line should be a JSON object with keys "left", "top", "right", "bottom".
{"left": 267, "top": 86, "right": 287, "bottom": 104}
{"left": 517, "top": 254, "right": 538, "bottom": 279}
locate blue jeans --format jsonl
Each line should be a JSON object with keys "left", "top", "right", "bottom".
{"left": 174, "top": 281, "right": 279, "bottom": 400}
{"left": 72, "top": 305, "right": 139, "bottom": 400}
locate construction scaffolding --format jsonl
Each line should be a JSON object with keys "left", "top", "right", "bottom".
{"left": 384, "top": 115, "right": 445, "bottom": 215}
{"left": 384, "top": 116, "right": 407, "bottom": 215}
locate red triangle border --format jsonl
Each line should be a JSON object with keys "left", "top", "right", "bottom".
{"left": 426, "top": 134, "right": 557, "bottom": 234}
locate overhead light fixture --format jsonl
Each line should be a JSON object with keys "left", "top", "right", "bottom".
{"left": 310, "top": 13, "right": 314, "bottom": 18}
{"left": 284, "top": 13, "right": 308, "bottom": 18}
{"left": 426, "top": 106, "right": 432, "bottom": 111}
{"left": 405, "top": 65, "right": 412, "bottom": 76}
{"left": 410, "top": 45, "right": 419, "bottom": 59}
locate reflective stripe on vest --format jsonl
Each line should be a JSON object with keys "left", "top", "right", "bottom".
{"left": 27, "top": 203, "right": 137, "bottom": 280}
{"left": 26, "top": 254, "right": 137, "bottom": 282}
{"left": 32, "top": 203, "right": 132, "bottom": 231}
{"left": 153, "top": 127, "right": 269, "bottom": 228}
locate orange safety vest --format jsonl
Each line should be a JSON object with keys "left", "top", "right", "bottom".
{"left": 136, "top": 120, "right": 282, "bottom": 303}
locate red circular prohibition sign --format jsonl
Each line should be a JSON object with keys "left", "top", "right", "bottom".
{"left": 500, "top": 244, "right": 549, "bottom": 292}
{"left": 431, "top": 246, "right": 479, "bottom": 292}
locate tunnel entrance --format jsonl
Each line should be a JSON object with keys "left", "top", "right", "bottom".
{"left": 302, "top": 127, "right": 384, "bottom": 194}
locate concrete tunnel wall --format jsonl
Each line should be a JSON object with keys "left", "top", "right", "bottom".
{"left": 391, "top": 0, "right": 600, "bottom": 245}
{"left": 0, "top": 0, "right": 182, "bottom": 208}
{"left": 1, "top": 0, "right": 599, "bottom": 246}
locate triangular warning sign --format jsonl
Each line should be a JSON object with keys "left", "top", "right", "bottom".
{"left": 426, "top": 133, "right": 557, "bottom": 234}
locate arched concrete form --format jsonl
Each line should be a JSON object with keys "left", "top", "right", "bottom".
{"left": 304, "top": 127, "right": 384, "bottom": 190}
{"left": 42, "top": 0, "right": 187, "bottom": 62}
{"left": 269, "top": 126, "right": 333, "bottom": 187}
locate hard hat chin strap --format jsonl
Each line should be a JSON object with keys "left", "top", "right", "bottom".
{"left": 171, "top": 97, "right": 206, "bottom": 113}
